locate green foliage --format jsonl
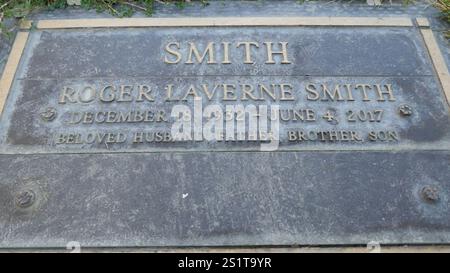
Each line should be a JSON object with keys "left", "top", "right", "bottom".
{"left": 0, "top": 0, "right": 208, "bottom": 21}
{"left": 174, "top": 0, "right": 185, "bottom": 9}
{"left": 1, "top": 1, "right": 66, "bottom": 18}
{"left": 140, "top": 0, "right": 154, "bottom": 16}
{"left": 0, "top": 22, "right": 13, "bottom": 39}
{"left": 79, "top": 0, "right": 154, "bottom": 17}
{"left": 402, "top": 0, "right": 413, "bottom": 6}
{"left": 436, "top": 0, "right": 449, "bottom": 24}
{"left": 0, "top": 1, "right": 209, "bottom": 38}
{"left": 0, "top": 1, "right": 65, "bottom": 38}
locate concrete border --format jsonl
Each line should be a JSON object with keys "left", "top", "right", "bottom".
{"left": 32, "top": 17, "right": 414, "bottom": 29}
{"left": 417, "top": 18, "right": 450, "bottom": 107}
{"left": 0, "top": 31, "right": 29, "bottom": 116}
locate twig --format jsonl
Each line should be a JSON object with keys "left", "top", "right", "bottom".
{"left": 122, "top": 1, "right": 146, "bottom": 11}
{"left": 102, "top": 0, "right": 120, "bottom": 16}
{"left": 0, "top": 0, "right": 12, "bottom": 11}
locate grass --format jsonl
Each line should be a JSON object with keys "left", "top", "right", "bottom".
{"left": 81, "top": 0, "right": 156, "bottom": 17}
{"left": 0, "top": 0, "right": 448, "bottom": 37}
{"left": 0, "top": 0, "right": 188, "bottom": 36}
{"left": 0, "top": 0, "right": 209, "bottom": 21}
{"left": 0, "top": 0, "right": 449, "bottom": 21}
{"left": 435, "top": 0, "right": 450, "bottom": 24}
{"left": 0, "top": 1, "right": 158, "bottom": 18}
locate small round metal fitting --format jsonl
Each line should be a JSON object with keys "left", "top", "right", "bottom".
{"left": 398, "top": 104, "right": 413, "bottom": 117}
{"left": 421, "top": 186, "right": 439, "bottom": 203}
{"left": 40, "top": 107, "right": 57, "bottom": 121}
{"left": 15, "top": 190, "right": 36, "bottom": 208}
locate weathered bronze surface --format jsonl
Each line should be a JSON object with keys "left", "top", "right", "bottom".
{"left": 1, "top": 20, "right": 449, "bottom": 154}
{"left": 0, "top": 8, "right": 449, "bottom": 249}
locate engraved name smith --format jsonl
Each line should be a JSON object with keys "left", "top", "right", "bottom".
{"left": 163, "top": 41, "right": 291, "bottom": 64}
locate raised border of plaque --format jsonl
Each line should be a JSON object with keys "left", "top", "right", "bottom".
{"left": 0, "top": 16, "right": 450, "bottom": 249}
